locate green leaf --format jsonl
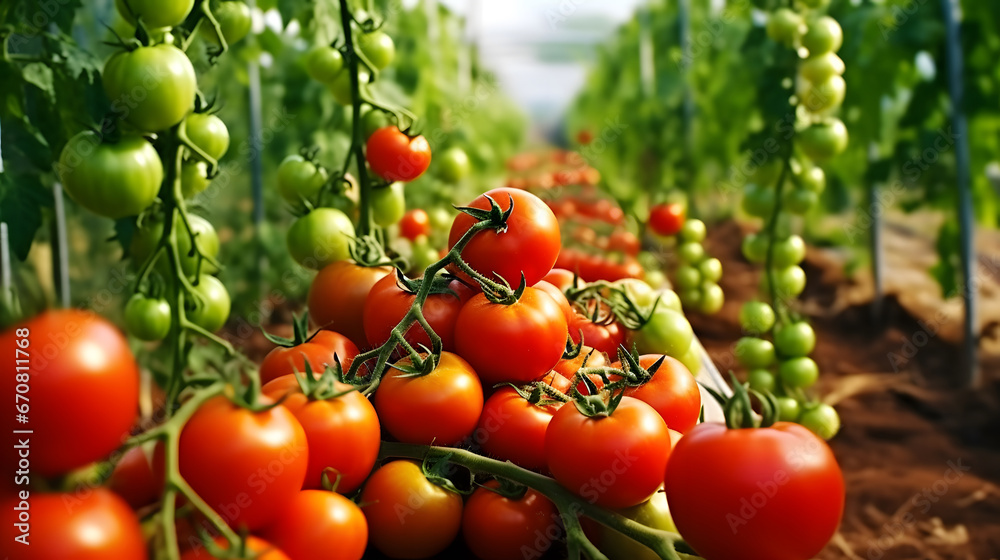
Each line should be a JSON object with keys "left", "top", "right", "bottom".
{"left": 0, "top": 172, "right": 52, "bottom": 261}
{"left": 21, "top": 63, "right": 55, "bottom": 101}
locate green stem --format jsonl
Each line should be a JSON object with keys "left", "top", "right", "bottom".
{"left": 339, "top": 0, "right": 373, "bottom": 236}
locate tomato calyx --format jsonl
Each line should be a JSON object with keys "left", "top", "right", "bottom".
{"left": 348, "top": 234, "right": 404, "bottom": 268}
{"left": 568, "top": 376, "right": 626, "bottom": 418}
{"left": 261, "top": 311, "right": 315, "bottom": 348}
{"left": 565, "top": 279, "right": 650, "bottom": 330}
{"left": 417, "top": 453, "right": 472, "bottom": 496}
{"left": 705, "top": 373, "right": 782, "bottom": 430}
{"left": 506, "top": 382, "right": 571, "bottom": 408}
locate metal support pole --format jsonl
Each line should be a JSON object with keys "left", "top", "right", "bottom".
{"left": 868, "top": 143, "right": 884, "bottom": 325}
{"left": 52, "top": 183, "right": 70, "bottom": 307}
{"left": 940, "top": 0, "right": 978, "bottom": 386}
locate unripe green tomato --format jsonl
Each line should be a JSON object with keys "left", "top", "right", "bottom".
{"left": 742, "top": 183, "right": 777, "bottom": 218}
{"left": 124, "top": 294, "right": 171, "bottom": 341}
{"left": 199, "top": 1, "right": 252, "bottom": 46}
{"left": 772, "top": 235, "right": 807, "bottom": 268}
{"left": 58, "top": 132, "right": 162, "bottom": 220}
{"left": 130, "top": 213, "right": 220, "bottom": 277}
{"left": 437, "top": 147, "right": 471, "bottom": 183}
{"left": 784, "top": 189, "right": 819, "bottom": 215}
{"left": 675, "top": 265, "right": 702, "bottom": 290}
{"left": 329, "top": 68, "right": 370, "bottom": 105}
{"left": 761, "top": 265, "right": 807, "bottom": 298}
{"left": 798, "top": 75, "right": 846, "bottom": 114}
{"left": 797, "top": 165, "right": 827, "bottom": 193}
{"left": 679, "top": 288, "right": 702, "bottom": 309}
{"left": 752, "top": 158, "right": 784, "bottom": 187}
{"left": 697, "top": 258, "right": 723, "bottom": 283}
{"left": 614, "top": 278, "right": 658, "bottom": 309}
{"left": 677, "top": 242, "right": 706, "bottom": 264}
{"left": 277, "top": 155, "right": 328, "bottom": 206}
{"left": 774, "top": 321, "right": 816, "bottom": 358}
{"left": 643, "top": 269, "right": 668, "bottom": 290}
{"left": 776, "top": 397, "right": 802, "bottom": 422}
{"left": 800, "top": 119, "right": 849, "bottom": 162}
{"left": 601, "top": 491, "right": 677, "bottom": 560}
{"left": 305, "top": 46, "right": 344, "bottom": 83}
{"left": 735, "top": 337, "right": 776, "bottom": 369}
{"left": 371, "top": 182, "right": 406, "bottom": 227}
{"left": 187, "top": 274, "right": 230, "bottom": 332}
{"left": 358, "top": 31, "right": 395, "bottom": 69}
{"left": 629, "top": 306, "right": 694, "bottom": 358}
{"left": 799, "top": 404, "right": 841, "bottom": 440}
{"left": 286, "top": 208, "right": 356, "bottom": 269}
{"left": 115, "top": 0, "right": 194, "bottom": 28}
{"left": 739, "top": 301, "right": 776, "bottom": 335}
{"left": 799, "top": 52, "right": 845, "bottom": 84}
{"left": 427, "top": 206, "right": 454, "bottom": 232}
{"left": 747, "top": 369, "right": 776, "bottom": 393}
{"left": 802, "top": 16, "right": 843, "bottom": 56}
{"left": 180, "top": 160, "right": 211, "bottom": 198}
{"left": 185, "top": 113, "right": 230, "bottom": 161}
{"left": 653, "top": 289, "right": 683, "bottom": 312}
{"left": 699, "top": 282, "right": 724, "bottom": 314}
{"left": 679, "top": 219, "right": 707, "bottom": 243}
{"left": 408, "top": 237, "right": 440, "bottom": 275}
{"left": 779, "top": 357, "right": 820, "bottom": 388}
{"left": 741, "top": 233, "right": 769, "bottom": 264}
{"left": 766, "top": 8, "right": 806, "bottom": 46}
{"left": 362, "top": 107, "right": 390, "bottom": 139}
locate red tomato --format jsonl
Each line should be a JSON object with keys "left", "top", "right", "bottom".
{"left": 0, "top": 310, "right": 138, "bottom": 477}
{"left": 665, "top": 422, "right": 845, "bottom": 560}
{"left": 262, "top": 375, "right": 380, "bottom": 493}
{"left": 399, "top": 209, "right": 431, "bottom": 240}
{"left": 552, "top": 169, "right": 580, "bottom": 186}
{"left": 448, "top": 188, "right": 561, "bottom": 288}
{"left": 611, "top": 355, "right": 701, "bottom": 434}
{"left": 179, "top": 536, "right": 289, "bottom": 560}
{"left": 462, "top": 481, "right": 558, "bottom": 560}
{"left": 107, "top": 446, "right": 160, "bottom": 510}
{"left": 541, "top": 268, "right": 580, "bottom": 291}
{"left": 0, "top": 489, "right": 146, "bottom": 559}
{"left": 601, "top": 257, "right": 645, "bottom": 282}
{"left": 360, "top": 460, "right": 463, "bottom": 559}
{"left": 259, "top": 336, "right": 358, "bottom": 385}
{"left": 365, "top": 126, "right": 431, "bottom": 182}
{"left": 533, "top": 279, "right": 574, "bottom": 325}
{"left": 477, "top": 387, "right": 560, "bottom": 472}
{"left": 454, "top": 287, "right": 569, "bottom": 387}
{"left": 374, "top": 352, "right": 484, "bottom": 446}
{"left": 263, "top": 490, "right": 367, "bottom": 560}
{"left": 552, "top": 347, "right": 611, "bottom": 395}
{"left": 308, "top": 261, "right": 393, "bottom": 349}
{"left": 310, "top": 330, "right": 360, "bottom": 371}
{"left": 363, "top": 273, "right": 473, "bottom": 351}
{"left": 609, "top": 230, "right": 641, "bottom": 256}
{"left": 167, "top": 396, "right": 308, "bottom": 531}
{"left": 569, "top": 312, "right": 626, "bottom": 357}
{"left": 649, "top": 203, "right": 686, "bottom": 236}
{"left": 545, "top": 396, "right": 671, "bottom": 509}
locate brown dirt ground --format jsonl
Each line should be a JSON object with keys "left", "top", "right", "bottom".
{"left": 690, "top": 220, "right": 1000, "bottom": 560}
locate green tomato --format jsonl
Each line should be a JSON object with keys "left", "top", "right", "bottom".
{"left": 741, "top": 233, "right": 769, "bottom": 264}
{"left": 305, "top": 46, "right": 344, "bottom": 83}
{"left": 699, "top": 282, "right": 724, "bottom": 314}
{"left": 677, "top": 242, "right": 706, "bottom": 264}
{"left": 184, "top": 113, "right": 230, "bottom": 161}
{"left": 697, "top": 258, "right": 722, "bottom": 283}
{"left": 361, "top": 106, "right": 390, "bottom": 139}
{"left": 437, "top": 147, "right": 470, "bottom": 183}
{"left": 779, "top": 357, "right": 819, "bottom": 388}
{"left": 187, "top": 274, "right": 230, "bottom": 332}
{"left": 103, "top": 44, "right": 196, "bottom": 132}
{"left": 427, "top": 206, "right": 454, "bottom": 232}
{"left": 783, "top": 189, "right": 819, "bottom": 215}
{"left": 58, "top": 132, "right": 162, "bottom": 220}
{"left": 679, "top": 288, "right": 702, "bottom": 309}
{"left": 751, "top": 158, "right": 784, "bottom": 187}
{"left": 679, "top": 219, "right": 707, "bottom": 243}
{"left": 358, "top": 31, "right": 395, "bottom": 70}
{"left": 739, "top": 301, "right": 776, "bottom": 335}
{"left": 277, "top": 155, "right": 329, "bottom": 206}
{"left": 742, "top": 183, "right": 776, "bottom": 218}
{"left": 287, "top": 208, "right": 356, "bottom": 269}
{"left": 371, "top": 182, "right": 406, "bottom": 227}
{"left": 678, "top": 345, "right": 702, "bottom": 376}
{"left": 774, "top": 321, "right": 816, "bottom": 358}
{"left": 200, "top": 1, "right": 252, "bottom": 46}
{"left": 674, "top": 265, "right": 702, "bottom": 290}
{"left": 776, "top": 397, "right": 802, "bottom": 422}
{"left": 761, "top": 265, "right": 807, "bottom": 298}
{"left": 614, "top": 278, "right": 658, "bottom": 309}
{"left": 407, "top": 237, "right": 440, "bottom": 276}
{"left": 798, "top": 75, "right": 846, "bottom": 114}
{"left": 799, "top": 404, "right": 841, "bottom": 440}
{"left": 601, "top": 491, "right": 677, "bottom": 560}
{"left": 802, "top": 16, "right": 843, "bottom": 56}
{"left": 124, "top": 294, "right": 171, "bottom": 341}
{"left": 766, "top": 8, "right": 805, "bottom": 46}
{"left": 180, "top": 160, "right": 211, "bottom": 198}
{"left": 131, "top": 213, "right": 221, "bottom": 277}
{"left": 643, "top": 269, "right": 668, "bottom": 290}
{"left": 116, "top": 0, "right": 194, "bottom": 28}
{"left": 799, "top": 52, "right": 845, "bottom": 84}
{"left": 735, "top": 337, "right": 776, "bottom": 369}
{"left": 328, "top": 67, "right": 370, "bottom": 105}
{"left": 653, "top": 289, "right": 683, "bottom": 312}
{"left": 800, "top": 119, "right": 849, "bottom": 162}
{"left": 747, "top": 369, "right": 776, "bottom": 393}
{"left": 629, "top": 306, "right": 694, "bottom": 358}
{"left": 772, "top": 235, "right": 806, "bottom": 268}
{"left": 797, "top": 165, "right": 826, "bottom": 194}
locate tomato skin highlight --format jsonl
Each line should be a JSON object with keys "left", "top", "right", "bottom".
{"left": 308, "top": 261, "right": 393, "bottom": 349}
{"left": 453, "top": 287, "right": 569, "bottom": 387}
{"left": 169, "top": 396, "right": 309, "bottom": 531}
{"left": 545, "top": 396, "right": 671, "bottom": 509}
{"left": 0, "top": 310, "right": 139, "bottom": 477}
{"left": 611, "top": 354, "right": 702, "bottom": 434}
{"left": 262, "top": 490, "right": 367, "bottom": 560}
{"left": 448, "top": 188, "right": 562, "bottom": 288}
{"left": 262, "top": 375, "right": 380, "bottom": 493}
{"left": 374, "top": 352, "right": 484, "bottom": 446}
{"left": 363, "top": 273, "right": 473, "bottom": 351}
{"left": 461, "top": 481, "right": 558, "bottom": 560}
{"left": 477, "top": 387, "right": 560, "bottom": 472}
{"left": 665, "top": 422, "right": 845, "bottom": 560}
{"left": 0, "top": 488, "right": 148, "bottom": 560}
{"left": 360, "top": 460, "right": 463, "bottom": 559}
{"left": 366, "top": 126, "right": 431, "bottom": 182}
